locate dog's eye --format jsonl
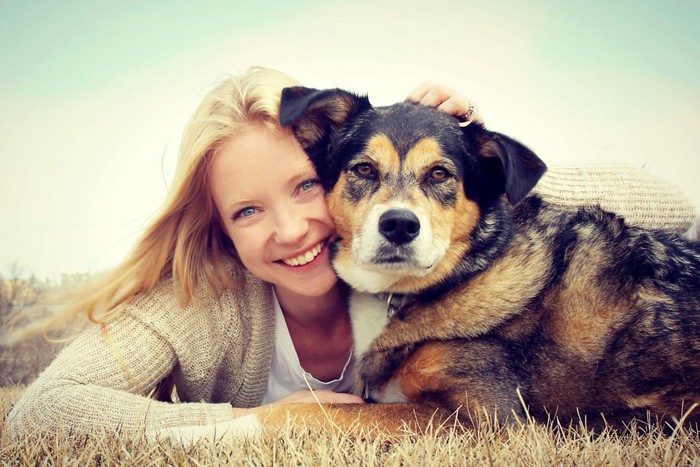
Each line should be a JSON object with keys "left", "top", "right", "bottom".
{"left": 353, "top": 163, "right": 376, "bottom": 179}
{"left": 429, "top": 167, "right": 450, "bottom": 181}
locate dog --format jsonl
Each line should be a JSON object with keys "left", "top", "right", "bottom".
{"left": 273, "top": 86, "right": 700, "bottom": 433}
{"left": 168, "top": 89, "right": 698, "bottom": 443}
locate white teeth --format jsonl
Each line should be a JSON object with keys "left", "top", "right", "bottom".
{"left": 282, "top": 242, "right": 322, "bottom": 267}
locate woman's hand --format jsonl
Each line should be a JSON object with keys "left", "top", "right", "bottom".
{"left": 232, "top": 390, "right": 364, "bottom": 418}
{"left": 274, "top": 389, "right": 365, "bottom": 405}
{"left": 405, "top": 81, "right": 483, "bottom": 124}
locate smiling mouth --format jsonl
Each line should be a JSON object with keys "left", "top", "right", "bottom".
{"left": 281, "top": 241, "right": 323, "bottom": 267}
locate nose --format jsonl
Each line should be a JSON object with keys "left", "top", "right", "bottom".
{"left": 379, "top": 209, "right": 420, "bottom": 245}
{"left": 273, "top": 206, "right": 309, "bottom": 245}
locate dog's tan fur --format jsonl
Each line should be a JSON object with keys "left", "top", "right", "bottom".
{"left": 256, "top": 401, "right": 458, "bottom": 437}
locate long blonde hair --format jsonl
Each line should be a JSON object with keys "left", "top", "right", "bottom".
{"left": 30, "top": 66, "right": 302, "bottom": 333}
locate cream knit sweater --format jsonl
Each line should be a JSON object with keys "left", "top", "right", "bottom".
{"left": 533, "top": 162, "right": 696, "bottom": 233}
{"left": 6, "top": 269, "right": 276, "bottom": 437}
{"left": 4, "top": 162, "right": 697, "bottom": 438}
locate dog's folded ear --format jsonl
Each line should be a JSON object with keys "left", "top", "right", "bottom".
{"left": 280, "top": 86, "right": 371, "bottom": 189}
{"left": 280, "top": 86, "right": 371, "bottom": 153}
{"left": 468, "top": 126, "right": 547, "bottom": 204}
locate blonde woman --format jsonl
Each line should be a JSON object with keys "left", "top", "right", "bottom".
{"left": 4, "top": 67, "right": 696, "bottom": 439}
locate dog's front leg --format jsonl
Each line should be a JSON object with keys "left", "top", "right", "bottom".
{"left": 356, "top": 345, "right": 415, "bottom": 401}
{"left": 256, "top": 401, "right": 462, "bottom": 437}
{"left": 359, "top": 338, "right": 527, "bottom": 425}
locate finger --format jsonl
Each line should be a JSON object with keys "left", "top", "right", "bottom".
{"left": 298, "top": 390, "right": 364, "bottom": 404}
{"left": 436, "top": 95, "right": 471, "bottom": 117}
{"left": 318, "top": 391, "right": 365, "bottom": 404}
{"left": 404, "top": 80, "right": 435, "bottom": 103}
{"left": 437, "top": 95, "right": 484, "bottom": 123}
{"left": 419, "top": 84, "right": 460, "bottom": 107}
{"left": 336, "top": 394, "right": 366, "bottom": 404}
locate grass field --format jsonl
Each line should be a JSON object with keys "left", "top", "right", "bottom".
{"left": 1, "top": 385, "right": 698, "bottom": 466}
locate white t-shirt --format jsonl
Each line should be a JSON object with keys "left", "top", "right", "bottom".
{"left": 261, "top": 292, "right": 355, "bottom": 404}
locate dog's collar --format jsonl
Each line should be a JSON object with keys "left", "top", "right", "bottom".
{"left": 382, "top": 292, "right": 410, "bottom": 319}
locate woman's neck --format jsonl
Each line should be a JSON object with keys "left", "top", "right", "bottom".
{"left": 274, "top": 282, "right": 353, "bottom": 381}
{"left": 274, "top": 282, "right": 349, "bottom": 327}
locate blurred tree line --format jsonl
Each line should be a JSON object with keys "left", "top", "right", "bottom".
{"left": 0, "top": 263, "right": 93, "bottom": 386}
{"left": 0, "top": 264, "right": 47, "bottom": 318}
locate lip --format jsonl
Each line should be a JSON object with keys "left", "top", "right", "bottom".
{"left": 277, "top": 240, "right": 327, "bottom": 268}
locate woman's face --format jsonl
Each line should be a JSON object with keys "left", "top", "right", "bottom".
{"left": 209, "top": 124, "right": 339, "bottom": 298}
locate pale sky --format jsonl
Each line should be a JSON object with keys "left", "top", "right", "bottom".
{"left": 1, "top": 0, "right": 699, "bottom": 280}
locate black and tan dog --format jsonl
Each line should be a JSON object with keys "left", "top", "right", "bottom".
{"left": 267, "top": 86, "right": 700, "bottom": 433}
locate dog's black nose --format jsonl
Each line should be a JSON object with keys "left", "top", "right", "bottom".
{"left": 379, "top": 209, "right": 420, "bottom": 245}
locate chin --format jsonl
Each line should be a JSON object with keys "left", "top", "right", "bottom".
{"left": 304, "top": 276, "right": 341, "bottom": 298}
{"left": 278, "top": 273, "right": 340, "bottom": 299}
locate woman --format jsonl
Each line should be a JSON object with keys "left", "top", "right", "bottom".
{"left": 4, "top": 66, "right": 695, "bottom": 438}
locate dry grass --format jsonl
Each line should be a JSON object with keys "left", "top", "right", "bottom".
{"left": 1, "top": 386, "right": 698, "bottom": 466}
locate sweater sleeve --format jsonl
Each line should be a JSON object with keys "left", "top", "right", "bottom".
{"left": 4, "top": 308, "right": 235, "bottom": 438}
{"left": 532, "top": 161, "right": 697, "bottom": 234}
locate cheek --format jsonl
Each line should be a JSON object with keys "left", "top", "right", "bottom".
{"left": 227, "top": 225, "right": 265, "bottom": 270}
{"left": 314, "top": 196, "right": 336, "bottom": 229}
{"left": 447, "top": 192, "right": 480, "bottom": 243}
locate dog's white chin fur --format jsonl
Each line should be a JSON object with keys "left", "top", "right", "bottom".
{"left": 334, "top": 254, "right": 445, "bottom": 293}
{"left": 335, "top": 262, "right": 406, "bottom": 293}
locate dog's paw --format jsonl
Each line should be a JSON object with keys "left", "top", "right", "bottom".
{"left": 357, "top": 346, "right": 414, "bottom": 395}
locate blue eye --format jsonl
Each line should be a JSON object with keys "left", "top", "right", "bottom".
{"left": 234, "top": 207, "right": 258, "bottom": 219}
{"left": 300, "top": 178, "right": 320, "bottom": 192}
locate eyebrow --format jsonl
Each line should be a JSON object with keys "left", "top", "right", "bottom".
{"left": 225, "top": 198, "right": 254, "bottom": 217}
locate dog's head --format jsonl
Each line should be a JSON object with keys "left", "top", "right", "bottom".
{"left": 280, "top": 87, "right": 546, "bottom": 295}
